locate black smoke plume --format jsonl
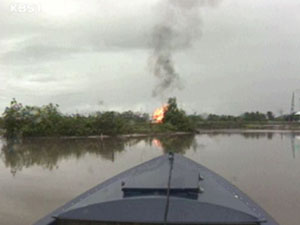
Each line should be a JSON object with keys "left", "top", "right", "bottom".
{"left": 150, "top": 0, "right": 220, "bottom": 98}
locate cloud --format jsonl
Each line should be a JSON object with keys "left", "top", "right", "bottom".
{"left": 1, "top": 0, "right": 300, "bottom": 115}
{"left": 0, "top": 44, "right": 87, "bottom": 65}
{"left": 0, "top": 0, "right": 156, "bottom": 66}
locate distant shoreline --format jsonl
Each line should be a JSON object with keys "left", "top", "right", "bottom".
{"left": 2, "top": 129, "right": 300, "bottom": 140}
{"left": 197, "top": 129, "right": 300, "bottom": 134}
{"left": 0, "top": 131, "right": 194, "bottom": 140}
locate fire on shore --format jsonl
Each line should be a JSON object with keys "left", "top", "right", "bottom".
{"left": 152, "top": 105, "right": 168, "bottom": 124}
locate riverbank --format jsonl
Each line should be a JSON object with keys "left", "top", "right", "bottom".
{"left": 197, "top": 121, "right": 300, "bottom": 130}
{"left": 2, "top": 128, "right": 300, "bottom": 140}
{"left": 3, "top": 99, "right": 300, "bottom": 138}
{"left": 3, "top": 121, "right": 300, "bottom": 138}
{"left": 2, "top": 121, "right": 300, "bottom": 139}
{"left": 1, "top": 98, "right": 197, "bottom": 138}
{"left": 197, "top": 129, "right": 300, "bottom": 134}
{"left": 0, "top": 131, "right": 195, "bottom": 140}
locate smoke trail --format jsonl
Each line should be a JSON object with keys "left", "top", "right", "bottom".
{"left": 151, "top": 24, "right": 180, "bottom": 98}
{"left": 150, "top": 0, "right": 220, "bottom": 98}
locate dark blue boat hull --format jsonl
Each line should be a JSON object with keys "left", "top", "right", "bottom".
{"left": 33, "top": 154, "right": 280, "bottom": 225}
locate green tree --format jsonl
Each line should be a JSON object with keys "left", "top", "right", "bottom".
{"left": 95, "top": 111, "right": 126, "bottom": 135}
{"left": 0, "top": 117, "right": 3, "bottom": 128}
{"left": 2, "top": 99, "right": 23, "bottom": 138}
{"left": 163, "top": 98, "right": 194, "bottom": 132}
{"left": 266, "top": 111, "right": 275, "bottom": 120}
{"left": 242, "top": 111, "right": 267, "bottom": 121}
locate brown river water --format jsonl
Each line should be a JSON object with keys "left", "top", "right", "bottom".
{"left": 0, "top": 132, "right": 300, "bottom": 225}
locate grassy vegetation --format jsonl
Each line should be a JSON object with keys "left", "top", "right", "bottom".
{"left": 195, "top": 121, "right": 300, "bottom": 130}
{"left": 189, "top": 111, "right": 300, "bottom": 130}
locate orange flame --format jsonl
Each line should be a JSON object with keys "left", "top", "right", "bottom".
{"left": 152, "top": 138, "right": 162, "bottom": 148}
{"left": 152, "top": 105, "right": 168, "bottom": 123}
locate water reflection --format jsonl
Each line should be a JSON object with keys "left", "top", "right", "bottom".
{"left": 1, "top": 132, "right": 300, "bottom": 176}
{"left": 291, "top": 134, "right": 300, "bottom": 158}
{"left": 241, "top": 132, "right": 274, "bottom": 140}
{"left": 151, "top": 135, "right": 197, "bottom": 153}
{"left": 203, "top": 131, "right": 275, "bottom": 140}
{"left": 198, "top": 131, "right": 300, "bottom": 159}
{"left": 1, "top": 132, "right": 300, "bottom": 225}
{"left": 0, "top": 135, "right": 197, "bottom": 175}
{"left": 0, "top": 138, "right": 127, "bottom": 175}
{"left": 240, "top": 132, "right": 300, "bottom": 158}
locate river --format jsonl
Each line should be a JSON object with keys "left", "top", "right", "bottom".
{"left": 0, "top": 132, "right": 300, "bottom": 225}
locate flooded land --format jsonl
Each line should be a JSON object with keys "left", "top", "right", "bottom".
{"left": 0, "top": 132, "right": 300, "bottom": 225}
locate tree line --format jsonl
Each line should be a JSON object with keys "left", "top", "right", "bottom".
{"left": 1, "top": 98, "right": 195, "bottom": 138}
{"left": 0, "top": 98, "right": 298, "bottom": 138}
{"left": 189, "top": 111, "right": 299, "bottom": 123}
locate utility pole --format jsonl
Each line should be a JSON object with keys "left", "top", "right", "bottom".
{"left": 289, "top": 92, "right": 295, "bottom": 122}
{"left": 291, "top": 92, "right": 295, "bottom": 115}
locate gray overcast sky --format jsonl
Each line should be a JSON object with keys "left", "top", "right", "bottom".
{"left": 1, "top": 0, "right": 300, "bottom": 115}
